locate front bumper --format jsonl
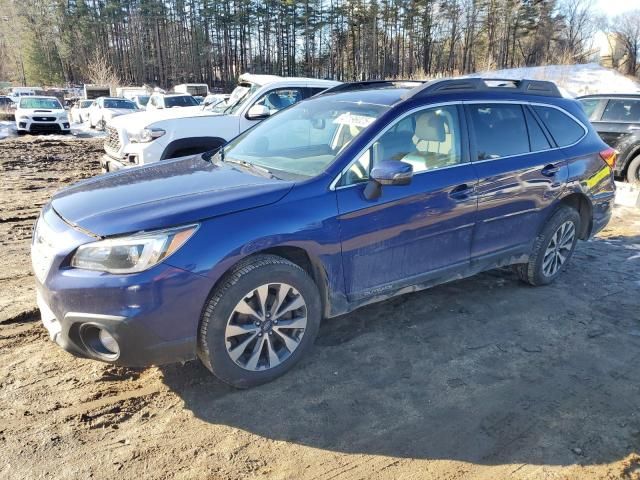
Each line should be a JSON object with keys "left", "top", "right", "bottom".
{"left": 104, "top": 128, "right": 163, "bottom": 169}
{"left": 33, "top": 205, "right": 214, "bottom": 367}
{"left": 17, "top": 119, "right": 70, "bottom": 133}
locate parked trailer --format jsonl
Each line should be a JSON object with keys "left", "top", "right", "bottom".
{"left": 173, "top": 83, "right": 208, "bottom": 96}
{"left": 84, "top": 84, "right": 111, "bottom": 100}
{"left": 116, "top": 87, "right": 150, "bottom": 99}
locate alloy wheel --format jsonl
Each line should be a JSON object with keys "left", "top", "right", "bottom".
{"left": 225, "top": 283, "right": 307, "bottom": 371}
{"left": 542, "top": 220, "right": 575, "bottom": 277}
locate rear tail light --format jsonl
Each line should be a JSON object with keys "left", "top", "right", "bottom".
{"left": 599, "top": 148, "right": 617, "bottom": 169}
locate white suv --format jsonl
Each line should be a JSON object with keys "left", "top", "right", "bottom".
{"left": 101, "top": 74, "right": 340, "bottom": 171}
{"left": 15, "top": 96, "right": 70, "bottom": 134}
{"left": 146, "top": 93, "right": 200, "bottom": 111}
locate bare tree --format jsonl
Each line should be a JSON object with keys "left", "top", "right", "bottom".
{"left": 613, "top": 10, "right": 640, "bottom": 76}
{"left": 558, "top": 0, "right": 599, "bottom": 63}
{"left": 85, "top": 51, "right": 120, "bottom": 89}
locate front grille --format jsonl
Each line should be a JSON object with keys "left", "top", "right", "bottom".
{"left": 33, "top": 116, "right": 56, "bottom": 122}
{"left": 30, "top": 123, "right": 61, "bottom": 132}
{"left": 104, "top": 126, "right": 121, "bottom": 153}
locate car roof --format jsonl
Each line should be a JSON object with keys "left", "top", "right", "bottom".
{"left": 317, "top": 77, "right": 571, "bottom": 108}
{"left": 238, "top": 73, "right": 339, "bottom": 87}
{"left": 316, "top": 87, "right": 410, "bottom": 106}
{"left": 20, "top": 96, "right": 59, "bottom": 100}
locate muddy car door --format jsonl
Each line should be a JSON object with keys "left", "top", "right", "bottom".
{"left": 466, "top": 102, "right": 570, "bottom": 261}
{"left": 335, "top": 104, "right": 478, "bottom": 303}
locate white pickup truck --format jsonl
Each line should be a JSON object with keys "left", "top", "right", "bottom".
{"left": 101, "top": 74, "right": 340, "bottom": 172}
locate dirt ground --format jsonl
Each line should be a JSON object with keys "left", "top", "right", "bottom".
{"left": 1, "top": 136, "right": 640, "bottom": 480}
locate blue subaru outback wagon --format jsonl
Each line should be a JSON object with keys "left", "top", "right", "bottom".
{"left": 32, "top": 78, "right": 616, "bottom": 387}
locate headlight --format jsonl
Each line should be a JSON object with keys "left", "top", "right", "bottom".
{"left": 71, "top": 224, "right": 198, "bottom": 274}
{"left": 129, "top": 127, "right": 166, "bottom": 143}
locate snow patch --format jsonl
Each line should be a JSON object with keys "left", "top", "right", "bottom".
{"left": 473, "top": 63, "right": 640, "bottom": 97}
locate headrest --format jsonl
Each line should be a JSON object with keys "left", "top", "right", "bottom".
{"left": 415, "top": 111, "right": 446, "bottom": 142}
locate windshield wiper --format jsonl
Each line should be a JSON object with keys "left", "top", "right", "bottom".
{"left": 202, "top": 146, "right": 224, "bottom": 162}
{"left": 224, "top": 158, "right": 279, "bottom": 179}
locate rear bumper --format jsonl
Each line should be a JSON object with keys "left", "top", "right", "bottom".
{"left": 590, "top": 191, "right": 615, "bottom": 238}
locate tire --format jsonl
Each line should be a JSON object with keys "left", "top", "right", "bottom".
{"left": 97, "top": 118, "right": 106, "bottom": 131}
{"left": 198, "top": 254, "right": 321, "bottom": 388}
{"left": 626, "top": 154, "right": 640, "bottom": 185}
{"left": 514, "top": 206, "right": 581, "bottom": 286}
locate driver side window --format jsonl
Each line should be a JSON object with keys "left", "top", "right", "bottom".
{"left": 339, "top": 105, "right": 462, "bottom": 186}
{"left": 252, "top": 88, "right": 304, "bottom": 115}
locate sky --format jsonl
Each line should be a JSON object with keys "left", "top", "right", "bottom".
{"left": 595, "top": 0, "right": 640, "bottom": 17}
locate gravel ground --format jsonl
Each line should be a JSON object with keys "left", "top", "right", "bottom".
{"left": 1, "top": 136, "right": 640, "bottom": 480}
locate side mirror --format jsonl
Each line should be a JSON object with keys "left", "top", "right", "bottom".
{"left": 364, "top": 161, "right": 413, "bottom": 200}
{"left": 247, "top": 104, "right": 271, "bottom": 120}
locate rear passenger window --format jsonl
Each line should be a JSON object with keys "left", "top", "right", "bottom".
{"left": 532, "top": 106, "right": 585, "bottom": 147}
{"left": 468, "top": 104, "right": 529, "bottom": 160}
{"left": 579, "top": 99, "right": 601, "bottom": 120}
{"left": 524, "top": 108, "right": 551, "bottom": 151}
{"left": 601, "top": 99, "right": 640, "bottom": 123}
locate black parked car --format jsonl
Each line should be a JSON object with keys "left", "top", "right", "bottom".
{"left": 578, "top": 94, "right": 640, "bottom": 183}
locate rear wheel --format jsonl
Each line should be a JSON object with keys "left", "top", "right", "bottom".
{"left": 626, "top": 154, "right": 640, "bottom": 185}
{"left": 198, "top": 254, "right": 321, "bottom": 388}
{"left": 514, "top": 206, "right": 580, "bottom": 286}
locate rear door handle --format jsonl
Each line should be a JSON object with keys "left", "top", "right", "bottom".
{"left": 449, "top": 183, "right": 474, "bottom": 200}
{"left": 541, "top": 164, "right": 559, "bottom": 177}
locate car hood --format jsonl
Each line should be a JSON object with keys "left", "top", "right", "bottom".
{"left": 18, "top": 108, "right": 65, "bottom": 115}
{"left": 51, "top": 156, "right": 294, "bottom": 237}
{"left": 109, "top": 107, "right": 219, "bottom": 130}
{"left": 104, "top": 108, "right": 138, "bottom": 117}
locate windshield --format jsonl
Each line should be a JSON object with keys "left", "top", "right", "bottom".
{"left": 104, "top": 99, "right": 137, "bottom": 109}
{"left": 19, "top": 98, "right": 62, "bottom": 109}
{"left": 164, "top": 95, "right": 199, "bottom": 107}
{"left": 136, "top": 95, "right": 150, "bottom": 106}
{"left": 222, "top": 97, "right": 390, "bottom": 178}
{"left": 223, "top": 83, "right": 260, "bottom": 114}
{"left": 80, "top": 100, "right": 93, "bottom": 108}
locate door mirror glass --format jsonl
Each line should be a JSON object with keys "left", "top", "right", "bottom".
{"left": 247, "top": 104, "right": 271, "bottom": 120}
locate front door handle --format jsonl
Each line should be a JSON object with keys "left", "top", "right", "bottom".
{"left": 541, "top": 164, "right": 559, "bottom": 177}
{"left": 449, "top": 183, "right": 474, "bottom": 200}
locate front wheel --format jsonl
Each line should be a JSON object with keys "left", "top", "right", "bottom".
{"left": 514, "top": 206, "right": 580, "bottom": 286}
{"left": 97, "top": 118, "right": 106, "bottom": 131}
{"left": 626, "top": 154, "right": 640, "bottom": 185}
{"left": 198, "top": 254, "right": 321, "bottom": 388}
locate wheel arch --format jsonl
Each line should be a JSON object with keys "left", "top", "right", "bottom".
{"left": 160, "top": 136, "right": 226, "bottom": 160}
{"left": 555, "top": 191, "right": 593, "bottom": 240}
{"left": 620, "top": 144, "right": 640, "bottom": 177}
{"left": 201, "top": 245, "right": 336, "bottom": 324}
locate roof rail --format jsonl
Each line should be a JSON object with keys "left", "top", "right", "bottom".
{"left": 403, "top": 77, "right": 562, "bottom": 99}
{"left": 320, "top": 80, "right": 425, "bottom": 95}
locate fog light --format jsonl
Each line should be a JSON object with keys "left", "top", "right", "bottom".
{"left": 98, "top": 329, "right": 120, "bottom": 355}
{"left": 80, "top": 324, "right": 120, "bottom": 359}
